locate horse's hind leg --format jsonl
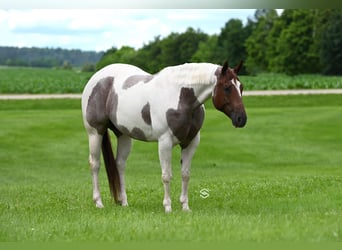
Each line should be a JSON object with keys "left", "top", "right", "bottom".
{"left": 180, "top": 132, "right": 200, "bottom": 211}
{"left": 88, "top": 132, "right": 104, "bottom": 208}
{"left": 116, "top": 135, "right": 132, "bottom": 206}
{"left": 158, "top": 135, "right": 173, "bottom": 213}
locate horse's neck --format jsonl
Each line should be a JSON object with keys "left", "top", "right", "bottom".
{"left": 165, "top": 63, "right": 218, "bottom": 104}
{"left": 187, "top": 82, "right": 215, "bottom": 105}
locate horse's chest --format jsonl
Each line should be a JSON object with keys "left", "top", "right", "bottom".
{"left": 166, "top": 105, "right": 205, "bottom": 148}
{"left": 164, "top": 87, "right": 205, "bottom": 148}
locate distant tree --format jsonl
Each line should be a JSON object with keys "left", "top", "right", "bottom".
{"left": 245, "top": 9, "right": 278, "bottom": 74}
{"left": 217, "top": 19, "right": 249, "bottom": 74}
{"left": 159, "top": 27, "right": 208, "bottom": 70}
{"left": 133, "top": 36, "right": 163, "bottom": 72}
{"left": 191, "top": 35, "right": 221, "bottom": 64}
{"left": 159, "top": 32, "right": 181, "bottom": 68}
{"left": 62, "top": 60, "right": 73, "bottom": 70}
{"left": 96, "top": 46, "right": 137, "bottom": 70}
{"left": 131, "top": 28, "right": 208, "bottom": 73}
{"left": 319, "top": 9, "right": 342, "bottom": 75}
{"left": 265, "top": 12, "right": 286, "bottom": 72}
{"left": 81, "top": 63, "right": 96, "bottom": 72}
{"left": 177, "top": 28, "right": 208, "bottom": 64}
{"left": 0, "top": 46, "right": 103, "bottom": 68}
{"left": 273, "top": 9, "right": 320, "bottom": 75}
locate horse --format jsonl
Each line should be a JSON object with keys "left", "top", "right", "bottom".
{"left": 81, "top": 61, "right": 247, "bottom": 212}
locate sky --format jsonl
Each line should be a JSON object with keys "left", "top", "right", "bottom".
{"left": 0, "top": 9, "right": 262, "bottom": 52}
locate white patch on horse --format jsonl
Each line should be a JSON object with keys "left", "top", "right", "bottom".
{"left": 233, "top": 79, "right": 242, "bottom": 97}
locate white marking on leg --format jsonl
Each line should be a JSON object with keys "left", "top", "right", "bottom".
{"left": 158, "top": 135, "right": 173, "bottom": 213}
{"left": 180, "top": 133, "right": 200, "bottom": 211}
{"left": 88, "top": 133, "right": 104, "bottom": 208}
{"left": 116, "top": 135, "right": 132, "bottom": 207}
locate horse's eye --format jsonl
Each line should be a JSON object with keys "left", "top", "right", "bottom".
{"left": 224, "top": 85, "right": 232, "bottom": 94}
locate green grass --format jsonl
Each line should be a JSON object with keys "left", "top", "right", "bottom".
{"left": 0, "top": 67, "right": 342, "bottom": 94}
{"left": 1, "top": 95, "right": 342, "bottom": 242}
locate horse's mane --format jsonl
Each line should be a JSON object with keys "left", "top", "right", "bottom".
{"left": 158, "top": 63, "right": 219, "bottom": 86}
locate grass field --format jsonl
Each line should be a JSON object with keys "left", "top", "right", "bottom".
{"left": 0, "top": 95, "right": 342, "bottom": 242}
{"left": 0, "top": 66, "right": 342, "bottom": 94}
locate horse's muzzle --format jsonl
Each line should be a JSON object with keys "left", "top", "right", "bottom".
{"left": 231, "top": 112, "right": 247, "bottom": 128}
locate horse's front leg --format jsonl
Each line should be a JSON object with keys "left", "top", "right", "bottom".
{"left": 158, "top": 135, "right": 173, "bottom": 213}
{"left": 180, "top": 132, "right": 200, "bottom": 211}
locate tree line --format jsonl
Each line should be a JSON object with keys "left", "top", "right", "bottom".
{"left": 0, "top": 46, "right": 103, "bottom": 70}
{"left": 97, "top": 9, "right": 342, "bottom": 75}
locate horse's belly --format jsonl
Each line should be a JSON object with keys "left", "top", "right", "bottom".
{"left": 113, "top": 85, "right": 179, "bottom": 142}
{"left": 115, "top": 100, "right": 157, "bottom": 141}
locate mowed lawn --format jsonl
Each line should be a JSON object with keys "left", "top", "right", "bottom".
{"left": 0, "top": 95, "right": 342, "bottom": 242}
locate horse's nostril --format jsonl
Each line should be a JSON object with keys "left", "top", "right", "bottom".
{"left": 233, "top": 113, "right": 246, "bottom": 128}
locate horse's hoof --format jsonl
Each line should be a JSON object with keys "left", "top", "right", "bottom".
{"left": 94, "top": 198, "right": 104, "bottom": 208}
{"left": 164, "top": 206, "right": 172, "bottom": 213}
{"left": 182, "top": 207, "right": 192, "bottom": 212}
{"left": 121, "top": 202, "right": 129, "bottom": 207}
{"left": 95, "top": 203, "right": 104, "bottom": 208}
{"left": 181, "top": 202, "right": 192, "bottom": 212}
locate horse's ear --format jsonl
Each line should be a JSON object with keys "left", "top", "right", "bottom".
{"left": 234, "top": 60, "right": 243, "bottom": 73}
{"left": 222, "top": 61, "right": 229, "bottom": 75}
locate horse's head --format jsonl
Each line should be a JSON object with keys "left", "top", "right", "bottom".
{"left": 212, "top": 61, "right": 247, "bottom": 128}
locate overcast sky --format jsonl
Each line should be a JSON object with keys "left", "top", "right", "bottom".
{"left": 0, "top": 9, "right": 264, "bottom": 52}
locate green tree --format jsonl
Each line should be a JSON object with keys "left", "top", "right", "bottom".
{"left": 160, "top": 27, "right": 208, "bottom": 69}
{"left": 135, "top": 28, "right": 208, "bottom": 73}
{"left": 266, "top": 13, "right": 287, "bottom": 72}
{"left": 217, "top": 19, "right": 250, "bottom": 73}
{"left": 96, "top": 46, "right": 137, "bottom": 70}
{"left": 133, "top": 36, "right": 163, "bottom": 72}
{"left": 272, "top": 10, "right": 320, "bottom": 75}
{"left": 245, "top": 9, "right": 279, "bottom": 74}
{"left": 319, "top": 9, "right": 342, "bottom": 75}
{"left": 81, "top": 63, "right": 96, "bottom": 72}
{"left": 191, "top": 35, "right": 221, "bottom": 63}
{"left": 62, "top": 60, "right": 73, "bottom": 70}
{"left": 159, "top": 32, "right": 181, "bottom": 68}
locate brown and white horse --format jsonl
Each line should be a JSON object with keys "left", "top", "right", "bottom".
{"left": 81, "top": 61, "right": 247, "bottom": 212}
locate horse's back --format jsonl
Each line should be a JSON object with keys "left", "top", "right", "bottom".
{"left": 81, "top": 64, "right": 149, "bottom": 116}
{"left": 84, "top": 64, "right": 148, "bottom": 91}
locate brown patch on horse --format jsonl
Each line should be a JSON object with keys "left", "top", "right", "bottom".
{"left": 122, "top": 75, "right": 153, "bottom": 89}
{"left": 86, "top": 77, "right": 122, "bottom": 136}
{"left": 166, "top": 87, "right": 205, "bottom": 148}
{"left": 141, "top": 102, "right": 152, "bottom": 126}
{"left": 131, "top": 127, "right": 147, "bottom": 141}
{"left": 117, "top": 125, "right": 148, "bottom": 141}
{"left": 86, "top": 77, "right": 114, "bottom": 135}
{"left": 180, "top": 105, "right": 204, "bottom": 148}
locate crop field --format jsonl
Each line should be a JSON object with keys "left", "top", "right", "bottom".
{"left": 0, "top": 67, "right": 92, "bottom": 94}
{"left": 0, "top": 66, "right": 342, "bottom": 94}
{"left": 1, "top": 94, "right": 342, "bottom": 242}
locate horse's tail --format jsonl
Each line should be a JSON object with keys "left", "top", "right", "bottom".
{"left": 102, "top": 130, "right": 121, "bottom": 203}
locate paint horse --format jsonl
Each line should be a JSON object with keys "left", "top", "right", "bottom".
{"left": 81, "top": 61, "right": 247, "bottom": 212}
